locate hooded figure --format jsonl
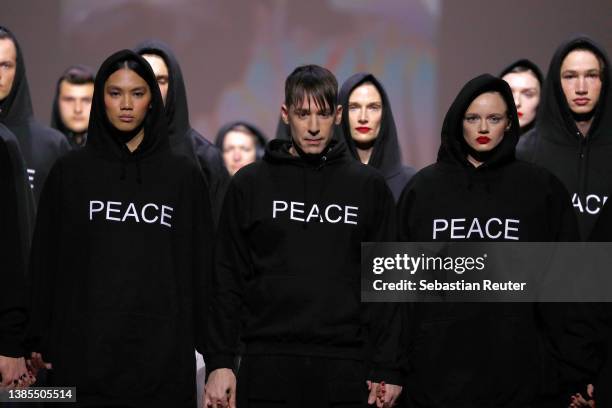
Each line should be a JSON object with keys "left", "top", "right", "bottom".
{"left": 0, "top": 123, "right": 35, "bottom": 367}
{"left": 134, "top": 40, "right": 229, "bottom": 224}
{"left": 50, "top": 64, "right": 96, "bottom": 149}
{"left": 214, "top": 120, "right": 267, "bottom": 176}
{"left": 0, "top": 26, "right": 70, "bottom": 203}
{"left": 27, "top": 50, "right": 214, "bottom": 407}
{"left": 500, "top": 59, "right": 544, "bottom": 136}
{"left": 516, "top": 36, "right": 612, "bottom": 240}
{"left": 338, "top": 73, "right": 416, "bottom": 201}
{"left": 397, "top": 74, "right": 578, "bottom": 407}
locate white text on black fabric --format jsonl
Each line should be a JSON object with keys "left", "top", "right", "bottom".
{"left": 432, "top": 218, "right": 520, "bottom": 240}
{"left": 272, "top": 200, "right": 358, "bottom": 225}
{"left": 89, "top": 201, "right": 173, "bottom": 227}
{"left": 572, "top": 193, "right": 608, "bottom": 215}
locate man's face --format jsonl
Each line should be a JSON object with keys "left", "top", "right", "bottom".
{"left": 0, "top": 38, "right": 17, "bottom": 102}
{"left": 58, "top": 80, "right": 94, "bottom": 133}
{"left": 281, "top": 96, "right": 342, "bottom": 155}
{"left": 142, "top": 54, "right": 169, "bottom": 105}
{"left": 561, "top": 49, "right": 602, "bottom": 115}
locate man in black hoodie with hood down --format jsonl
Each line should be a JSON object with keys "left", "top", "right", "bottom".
{"left": 516, "top": 36, "right": 612, "bottom": 241}
{"left": 134, "top": 40, "right": 229, "bottom": 224}
{"left": 204, "top": 65, "right": 403, "bottom": 408}
{"left": 338, "top": 73, "right": 416, "bottom": 202}
{"left": 0, "top": 26, "right": 70, "bottom": 204}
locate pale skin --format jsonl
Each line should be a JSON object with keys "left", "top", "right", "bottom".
{"left": 0, "top": 38, "right": 16, "bottom": 102}
{"left": 501, "top": 71, "right": 540, "bottom": 129}
{"left": 222, "top": 130, "right": 257, "bottom": 176}
{"left": 142, "top": 54, "right": 169, "bottom": 104}
{"left": 462, "top": 92, "right": 511, "bottom": 168}
{"left": 58, "top": 81, "right": 94, "bottom": 136}
{"left": 347, "top": 82, "right": 383, "bottom": 164}
{"left": 560, "top": 49, "right": 603, "bottom": 137}
{"left": 204, "top": 94, "right": 402, "bottom": 408}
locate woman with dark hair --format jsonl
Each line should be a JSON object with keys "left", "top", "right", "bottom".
{"left": 397, "top": 74, "right": 578, "bottom": 406}
{"left": 338, "top": 73, "right": 415, "bottom": 202}
{"left": 27, "top": 50, "right": 213, "bottom": 407}
{"left": 500, "top": 59, "right": 544, "bottom": 135}
{"left": 214, "top": 121, "right": 267, "bottom": 176}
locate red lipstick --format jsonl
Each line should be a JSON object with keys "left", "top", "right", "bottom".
{"left": 355, "top": 127, "right": 371, "bottom": 134}
{"left": 476, "top": 136, "right": 491, "bottom": 144}
{"left": 517, "top": 112, "right": 523, "bottom": 118}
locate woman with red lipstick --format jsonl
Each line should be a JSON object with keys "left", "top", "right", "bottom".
{"left": 397, "top": 74, "right": 579, "bottom": 407}
{"left": 338, "top": 73, "right": 415, "bottom": 202}
{"left": 500, "top": 59, "right": 543, "bottom": 136}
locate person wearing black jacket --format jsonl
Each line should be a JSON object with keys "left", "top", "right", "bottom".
{"left": 517, "top": 36, "right": 612, "bottom": 241}
{"left": 215, "top": 121, "right": 267, "bottom": 176}
{"left": 500, "top": 59, "right": 544, "bottom": 136}
{"left": 0, "top": 26, "right": 70, "bottom": 203}
{"left": 204, "top": 65, "right": 403, "bottom": 408}
{"left": 135, "top": 40, "right": 229, "bottom": 224}
{"left": 397, "top": 74, "right": 578, "bottom": 407}
{"left": 338, "top": 73, "right": 416, "bottom": 202}
{"left": 27, "top": 50, "right": 214, "bottom": 407}
{"left": 0, "top": 124, "right": 36, "bottom": 389}
{"left": 51, "top": 64, "right": 95, "bottom": 149}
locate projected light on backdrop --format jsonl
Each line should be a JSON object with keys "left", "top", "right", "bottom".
{"left": 59, "top": 0, "right": 439, "bottom": 167}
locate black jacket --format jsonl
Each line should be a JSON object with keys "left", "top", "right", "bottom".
{"left": 338, "top": 73, "right": 416, "bottom": 202}
{"left": 205, "top": 138, "right": 403, "bottom": 384}
{"left": 516, "top": 36, "right": 612, "bottom": 241}
{"left": 134, "top": 40, "right": 229, "bottom": 225}
{"left": 397, "top": 74, "right": 579, "bottom": 407}
{"left": 0, "top": 26, "right": 70, "bottom": 203}
{"left": 27, "top": 50, "right": 214, "bottom": 407}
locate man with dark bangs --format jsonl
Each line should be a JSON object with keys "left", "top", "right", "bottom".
{"left": 204, "top": 65, "right": 403, "bottom": 408}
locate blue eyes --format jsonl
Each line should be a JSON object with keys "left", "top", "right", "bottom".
{"left": 464, "top": 116, "right": 504, "bottom": 124}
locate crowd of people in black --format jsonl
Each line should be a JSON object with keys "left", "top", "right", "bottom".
{"left": 1, "top": 22, "right": 612, "bottom": 408}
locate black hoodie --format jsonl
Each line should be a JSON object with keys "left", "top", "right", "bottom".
{"left": 338, "top": 73, "right": 416, "bottom": 202}
{"left": 499, "top": 59, "right": 544, "bottom": 136}
{"left": 0, "top": 26, "right": 70, "bottom": 203}
{"left": 27, "top": 50, "right": 214, "bottom": 407}
{"left": 516, "top": 36, "right": 612, "bottom": 241}
{"left": 134, "top": 40, "right": 229, "bottom": 224}
{"left": 397, "top": 74, "right": 578, "bottom": 407}
{"left": 50, "top": 64, "right": 94, "bottom": 149}
{"left": 214, "top": 120, "right": 267, "bottom": 165}
{"left": 205, "top": 138, "right": 403, "bottom": 384}
{"left": 0, "top": 123, "right": 35, "bottom": 358}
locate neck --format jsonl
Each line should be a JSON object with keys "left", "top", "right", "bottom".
{"left": 467, "top": 154, "right": 483, "bottom": 168}
{"left": 288, "top": 145, "right": 298, "bottom": 157}
{"left": 356, "top": 146, "right": 373, "bottom": 164}
{"left": 126, "top": 128, "right": 145, "bottom": 152}
{"left": 575, "top": 118, "right": 593, "bottom": 137}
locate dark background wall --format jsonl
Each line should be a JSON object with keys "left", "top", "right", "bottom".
{"left": 3, "top": 0, "right": 611, "bottom": 168}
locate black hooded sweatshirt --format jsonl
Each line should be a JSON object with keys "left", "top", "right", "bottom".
{"left": 134, "top": 40, "right": 229, "bottom": 224}
{"left": 338, "top": 73, "right": 416, "bottom": 202}
{"left": 205, "top": 138, "right": 403, "bottom": 384}
{"left": 0, "top": 26, "right": 70, "bottom": 203}
{"left": 0, "top": 123, "right": 35, "bottom": 359}
{"left": 214, "top": 120, "right": 267, "bottom": 164}
{"left": 27, "top": 50, "right": 214, "bottom": 407}
{"left": 50, "top": 64, "right": 94, "bottom": 149}
{"left": 397, "top": 74, "right": 579, "bottom": 407}
{"left": 516, "top": 37, "right": 612, "bottom": 241}
{"left": 499, "top": 59, "right": 544, "bottom": 136}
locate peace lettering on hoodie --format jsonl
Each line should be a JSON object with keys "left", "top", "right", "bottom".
{"left": 89, "top": 200, "right": 174, "bottom": 227}
{"left": 272, "top": 200, "right": 359, "bottom": 225}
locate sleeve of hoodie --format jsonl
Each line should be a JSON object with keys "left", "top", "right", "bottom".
{"left": 0, "top": 140, "right": 28, "bottom": 358}
{"left": 25, "top": 160, "right": 62, "bottom": 356}
{"left": 203, "top": 176, "right": 250, "bottom": 373}
{"left": 364, "top": 173, "right": 403, "bottom": 384}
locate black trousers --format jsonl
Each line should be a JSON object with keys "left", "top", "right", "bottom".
{"left": 236, "top": 355, "right": 370, "bottom": 408}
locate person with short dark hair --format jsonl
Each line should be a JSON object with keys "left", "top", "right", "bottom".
{"left": 0, "top": 26, "right": 70, "bottom": 204}
{"left": 215, "top": 121, "right": 267, "bottom": 176}
{"left": 500, "top": 59, "right": 543, "bottom": 136}
{"left": 51, "top": 64, "right": 95, "bottom": 148}
{"left": 27, "top": 50, "right": 214, "bottom": 407}
{"left": 204, "top": 64, "right": 403, "bottom": 408}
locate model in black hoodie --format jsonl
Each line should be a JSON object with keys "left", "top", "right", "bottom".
{"left": 204, "top": 65, "right": 403, "bottom": 408}
{"left": 214, "top": 120, "right": 267, "bottom": 176}
{"left": 27, "top": 50, "right": 214, "bottom": 407}
{"left": 500, "top": 59, "right": 544, "bottom": 136}
{"left": 516, "top": 36, "right": 612, "bottom": 240}
{"left": 397, "top": 74, "right": 578, "bottom": 407}
{"left": 50, "top": 64, "right": 96, "bottom": 149}
{"left": 0, "top": 27, "right": 70, "bottom": 203}
{"left": 0, "top": 123, "right": 35, "bottom": 388}
{"left": 339, "top": 73, "right": 416, "bottom": 202}
{"left": 134, "top": 40, "right": 229, "bottom": 224}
